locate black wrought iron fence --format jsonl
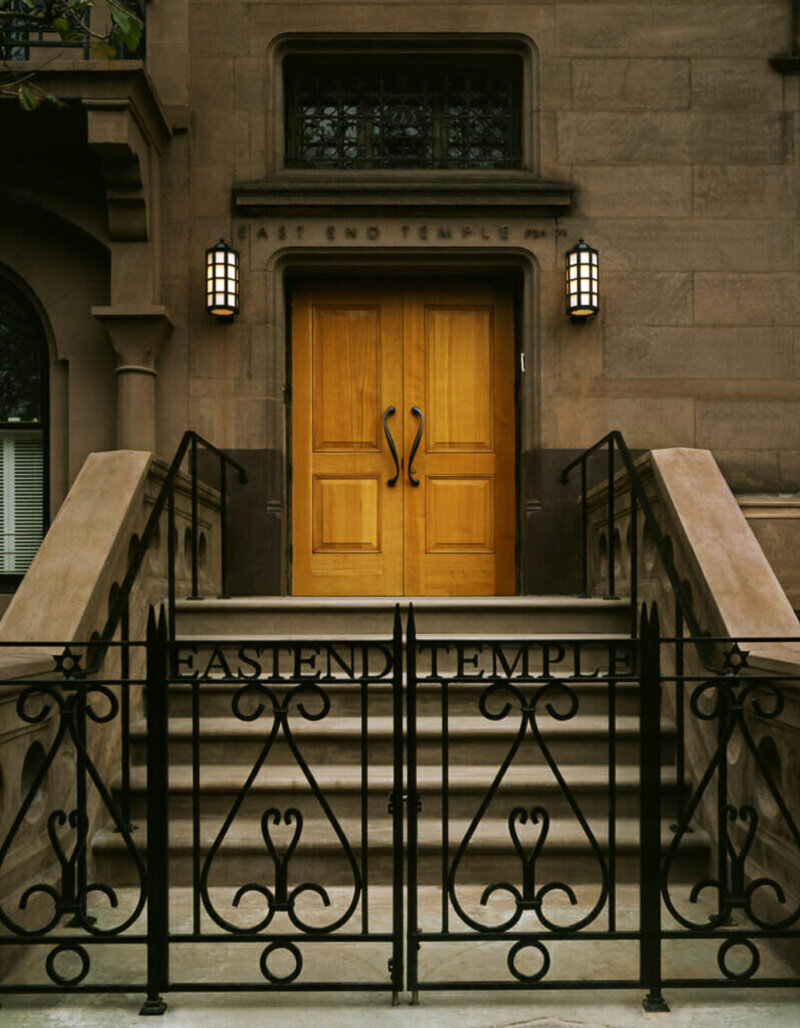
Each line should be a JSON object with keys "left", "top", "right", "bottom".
{"left": 0, "top": 604, "right": 799, "bottom": 1011}
{"left": 0, "top": 634, "right": 150, "bottom": 997}
{"left": 405, "top": 606, "right": 641, "bottom": 997}
{"left": 154, "top": 607, "right": 405, "bottom": 1004}
{"left": 656, "top": 619, "right": 800, "bottom": 997}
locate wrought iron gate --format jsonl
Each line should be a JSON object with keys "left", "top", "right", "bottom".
{"left": 405, "top": 603, "right": 644, "bottom": 999}
{"left": 1, "top": 604, "right": 800, "bottom": 1011}
{"left": 145, "top": 606, "right": 406, "bottom": 1008}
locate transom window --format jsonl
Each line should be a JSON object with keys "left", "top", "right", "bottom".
{"left": 284, "top": 55, "right": 522, "bottom": 170}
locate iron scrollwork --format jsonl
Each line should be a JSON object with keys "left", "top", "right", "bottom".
{"left": 199, "top": 668, "right": 368, "bottom": 937}
{"left": 0, "top": 668, "right": 147, "bottom": 941}
{"left": 445, "top": 648, "right": 609, "bottom": 940}
{"left": 663, "top": 648, "right": 800, "bottom": 938}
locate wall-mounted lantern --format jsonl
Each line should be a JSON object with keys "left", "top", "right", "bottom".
{"left": 566, "top": 239, "right": 599, "bottom": 320}
{"left": 206, "top": 239, "right": 240, "bottom": 318}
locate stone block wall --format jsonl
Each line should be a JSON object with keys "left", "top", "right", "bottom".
{"left": 2, "top": 2, "right": 798, "bottom": 591}
{"left": 140, "top": 2, "right": 800, "bottom": 589}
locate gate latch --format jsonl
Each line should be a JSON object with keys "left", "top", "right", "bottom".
{"left": 388, "top": 791, "right": 422, "bottom": 814}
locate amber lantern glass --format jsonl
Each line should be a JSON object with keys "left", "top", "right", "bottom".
{"left": 566, "top": 239, "right": 599, "bottom": 319}
{"left": 206, "top": 239, "right": 240, "bottom": 318}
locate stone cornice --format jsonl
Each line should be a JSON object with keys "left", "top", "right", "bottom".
{"left": 233, "top": 171, "right": 574, "bottom": 218}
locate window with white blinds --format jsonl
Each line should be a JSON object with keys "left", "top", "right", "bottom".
{"left": 0, "top": 430, "right": 44, "bottom": 573}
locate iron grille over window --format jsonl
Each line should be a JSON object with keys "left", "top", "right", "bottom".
{"left": 285, "top": 56, "right": 522, "bottom": 170}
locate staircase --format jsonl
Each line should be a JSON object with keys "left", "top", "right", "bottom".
{"left": 92, "top": 597, "right": 708, "bottom": 888}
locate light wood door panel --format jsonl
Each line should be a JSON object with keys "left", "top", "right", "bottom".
{"left": 404, "top": 287, "right": 515, "bottom": 595}
{"left": 425, "top": 306, "right": 494, "bottom": 452}
{"left": 292, "top": 286, "right": 404, "bottom": 595}
{"left": 292, "top": 283, "right": 515, "bottom": 595}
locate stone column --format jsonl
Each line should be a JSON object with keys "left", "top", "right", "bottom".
{"left": 92, "top": 306, "right": 173, "bottom": 452}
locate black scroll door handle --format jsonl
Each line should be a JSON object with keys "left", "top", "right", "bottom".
{"left": 383, "top": 406, "right": 400, "bottom": 487}
{"left": 408, "top": 406, "right": 424, "bottom": 486}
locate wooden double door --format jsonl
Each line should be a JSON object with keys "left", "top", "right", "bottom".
{"left": 291, "top": 283, "right": 516, "bottom": 595}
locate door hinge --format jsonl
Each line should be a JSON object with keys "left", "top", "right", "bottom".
{"left": 283, "top": 383, "right": 291, "bottom": 403}
{"left": 520, "top": 352, "right": 526, "bottom": 373}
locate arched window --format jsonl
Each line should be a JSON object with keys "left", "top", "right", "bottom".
{"left": 0, "top": 277, "right": 48, "bottom": 582}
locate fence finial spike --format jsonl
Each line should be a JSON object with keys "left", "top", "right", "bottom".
{"left": 639, "top": 602, "right": 649, "bottom": 637}
{"left": 157, "top": 603, "right": 168, "bottom": 641}
{"left": 649, "top": 601, "right": 660, "bottom": 638}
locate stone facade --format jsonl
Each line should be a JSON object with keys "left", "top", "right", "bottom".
{"left": 1, "top": 2, "right": 798, "bottom": 593}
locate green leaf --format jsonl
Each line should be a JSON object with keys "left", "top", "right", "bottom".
{"left": 18, "top": 84, "right": 39, "bottom": 111}
{"left": 109, "top": 8, "right": 131, "bottom": 32}
{"left": 108, "top": 1, "right": 142, "bottom": 51}
{"left": 40, "top": 89, "right": 66, "bottom": 108}
{"left": 51, "top": 16, "right": 83, "bottom": 43}
{"left": 89, "top": 39, "right": 117, "bottom": 59}
{"left": 125, "top": 22, "right": 142, "bottom": 50}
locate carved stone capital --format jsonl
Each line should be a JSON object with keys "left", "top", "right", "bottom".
{"left": 91, "top": 305, "right": 173, "bottom": 369}
{"left": 92, "top": 306, "right": 173, "bottom": 452}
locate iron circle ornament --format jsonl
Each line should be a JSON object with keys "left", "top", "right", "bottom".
{"left": 717, "top": 938, "right": 760, "bottom": 980}
{"left": 507, "top": 939, "right": 551, "bottom": 982}
{"left": 45, "top": 943, "right": 91, "bottom": 987}
{"left": 259, "top": 941, "right": 303, "bottom": 984}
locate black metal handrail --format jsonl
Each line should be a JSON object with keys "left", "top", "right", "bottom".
{"left": 87, "top": 430, "right": 247, "bottom": 675}
{"left": 561, "top": 431, "right": 702, "bottom": 641}
{"left": 562, "top": 435, "right": 715, "bottom": 837}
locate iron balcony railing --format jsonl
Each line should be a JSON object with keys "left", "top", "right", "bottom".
{"left": 0, "top": 0, "right": 146, "bottom": 61}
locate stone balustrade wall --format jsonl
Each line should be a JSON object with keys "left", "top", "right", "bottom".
{"left": 0, "top": 450, "right": 221, "bottom": 974}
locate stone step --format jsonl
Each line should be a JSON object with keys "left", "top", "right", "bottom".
{"left": 129, "top": 715, "right": 674, "bottom": 767}
{"left": 165, "top": 676, "right": 641, "bottom": 719}
{"left": 92, "top": 816, "right": 708, "bottom": 887}
{"left": 175, "top": 596, "right": 632, "bottom": 637}
{"left": 113, "top": 763, "right": 681, "bottom": 820}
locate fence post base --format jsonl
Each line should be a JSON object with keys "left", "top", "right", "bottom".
{"left": 643, "top": 992, "right": 670, "bottom": 1012}
{"left": 139, "top": 996, "right": 168, "bottom": 1016}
